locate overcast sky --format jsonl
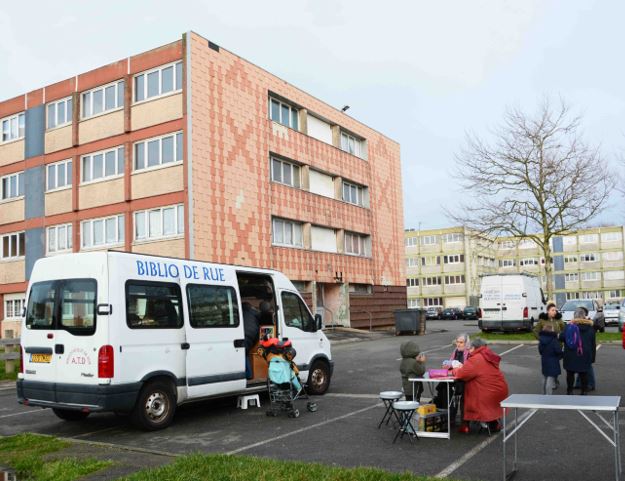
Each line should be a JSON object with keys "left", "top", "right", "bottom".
{"left": 1, "top": 1, "right": 623, "bottom": 230}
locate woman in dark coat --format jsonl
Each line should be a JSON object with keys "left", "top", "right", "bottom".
{"left": 538, "top": 324, "right": 563, "bottom": 395}
{"left": 559, "top": 307, "right": 596, "bottom": 395}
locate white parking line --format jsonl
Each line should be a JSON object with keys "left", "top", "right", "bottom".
{"left": 435, "top": 410, "right": 533, "bottom": 478}
{"left": 0, "top": 409, "right": 47, "bottom": 419}
{"left": 226, "top": 402, "right": 381, "bottom": 455}
{"left": 499, "top": 344, "right": 524, "bottom": 356}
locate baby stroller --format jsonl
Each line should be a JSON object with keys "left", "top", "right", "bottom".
{"left": 258, "top": 338, "right": 317, "bottom": 418}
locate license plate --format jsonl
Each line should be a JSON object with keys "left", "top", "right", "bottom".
{"left": 30, "top": 354, "right": 52, "bottom": 363}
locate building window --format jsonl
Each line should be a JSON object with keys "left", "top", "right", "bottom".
{"left": 580, "top": 272, "right": 600, "bottom": 281}
{"left": 500, "top": 259, "right": 516, "bottom": 267}
{"left": 564, "top": 255, "right": 578, "bottom": 264}
{"left": 579, "top": 290, "right": 602, "bottom": 300}
{"left": 47, "top": 224, "right": 73, "bottom": 254}
{"left": 134, "top": 132, "right": 183, "bottom": 171}
{"left": 81, "top": 215, "right": 124, "bottom": 249}
{"left": 272, "top": 218, "right": 303, "bottom": 248}
{"left": 519, "top": 258, "right": 539, "bottom": 266}
{"left": 134, "top": 61, "right": 183, "bottom": 103}
{"left": 340, "top": 131, "right": 364, "bottom": 157}
{"left": 518, "top": 239, "right": 537, "bottom": 249}
{"left": 580, "top": 253, "right": 598, "bottom": 263}
{"left": 579, "top": 234, "right": 598, "bottom": 244}
{"left": 443, "top": 254, "right": 464, "bottom": 264}
{"left": 424, "top": 276, "right": 442, "bottom": 286}
{"left": 603, "top": 251, "right": 624, "bottom": 261}
{"left": 421, "top": 235, "right": 438, "bottom": 246}
{"left": 46, "top": 159, "right": 72, "bottom": 191}
{"left": 1, "top": 112, "right": 25, "bottom": 143}
{"left": 563, "top": 236, "right": 577, "bottom": 245}
{"left": 608, "top": 290, "right": 623, "bottom": 299}
{"left": 445, "top": 275, "right": 465, "bottom": 285}
{"left": 82, "top": 80, "right": 125, "bottom": 118}
{"left": 271, "top": 157, "right": 300, "bottom": 188}
{"left": 47, "top": 97, "right": 73, "bottom": 129}
{"left": 423, "top": 297, "right": 443, "bottom": 307}
{"left": 1, "top": 232, "right": 25, "bottom": 259}
{"left": 406, "top": 257, "right": 419, "bottom": 268}
{"left": 564, "top": 273, "right": 579, "bottom": 282}
{"left": 604, "top": 271, "right": 625, "bottom": 281}
{"left": 405, "top": 237, "right": 418, "bottom": 247}
{"left": 601, "top": 232, "right": 623, "bottom": 243}
{"left": 344, "top": 231, "right": 369, "bottom": 256}
{"left": 269, "top": 97, "right": 298, "bottom": 130}
{"left": 81, "top": 146, "right": 124, "bottom": 183}
{"left": 1, "top": 172, "right": 24, "bottom": 200}
{"left": 566, "top": 292, "right": 581, "bottom": 300}
{"left": 342, "top": 181, "right": 366, "bottom": 206}
{"left": 406, "top": 278, "right": 419, "bottom": 287}
{"left": 499, "top": 240, "right": 515, "bottom": 249}
{"left": 134, "top": 204, "right": 184, "bottom": 241}
{"left": 408, "top": 298, "right": 419, "bottom": 308}
{"left": 4, "top": 296, "right": 25, "bottom": 319}
{"left": 442, "top": 233, "right": 463, "bottom": 243}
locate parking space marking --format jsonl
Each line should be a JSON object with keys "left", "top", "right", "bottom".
{"left": 435, "top": 410, "right": 533, "bottom": 478}
{"left": 499, "top": 344, "right": 524, "bottom": 356}
{"left": 325, "top": 393, "right": 379, "bottom": 399}
{"left": 395, "top": 343, "right": 453, "bottom": 361}
{"left": 0, "top": 409, "right": 48, "bottom": 419}
{"left": 226, "top": 402, "right": 381, "bottom": 455}
{"left": 596, "top": 344, "right": 603, "bottom": 351}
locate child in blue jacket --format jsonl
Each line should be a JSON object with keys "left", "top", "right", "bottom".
{"left": 538, "top": 324, "right": 563, "bottom": 395}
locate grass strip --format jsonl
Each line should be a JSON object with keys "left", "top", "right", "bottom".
{"left": 0, "top": 360, "right": 18, "bottom": 381}
{"left": 0, "top": 433, "right": 112, "bottom": 481}
{"left": 121, "top": 453, "right": 459, "bottom": 481}
{"left": 476, "top": 331, "right": 621, "bottom": 342}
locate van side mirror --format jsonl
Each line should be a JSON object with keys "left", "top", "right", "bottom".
{"left": 315, "top": 314, "right": 323, "bottom": 331}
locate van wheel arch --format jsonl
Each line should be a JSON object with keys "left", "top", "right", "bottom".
{"left": 132, "top": 378, "right": 177, "bottom": 431}
{"left": 306, "top": 357, "right": 332, "bottom": 395}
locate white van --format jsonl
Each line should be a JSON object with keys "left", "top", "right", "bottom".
{"left": 17, "top": 252, "right": 333, "bottom": 430}
{"left": 478, "top": 274, "right": 546, "bottom": 332}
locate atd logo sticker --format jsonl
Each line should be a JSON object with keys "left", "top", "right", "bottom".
{"left": 66, "top": 348, "right": 92, "bottom": 366}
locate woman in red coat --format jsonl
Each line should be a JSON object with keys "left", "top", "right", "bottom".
{"left": 451, "top": 338, "right": 509, "bottom": 433}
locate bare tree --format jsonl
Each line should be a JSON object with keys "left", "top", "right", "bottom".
{"left": 448, "top": 99, "right": 615, "bottom": 300}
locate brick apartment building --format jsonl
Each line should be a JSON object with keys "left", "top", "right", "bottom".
{"left": 405, "top": 226, "right": 625, "bottom": 308}
{"left": 0, "top": 31, "right": 405, "bottom": 338}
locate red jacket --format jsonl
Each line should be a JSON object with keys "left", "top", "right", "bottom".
{"left": 452, "top": 346, "right": 509, "bottom": 422}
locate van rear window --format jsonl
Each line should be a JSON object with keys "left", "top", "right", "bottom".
{"left": 26, "top": 281, "right": 56, "bottom": 329}
{"left": 126, "top": 281, "right": 183, "bottom": 329}
{"left": 26, "top": 279, "right": 97, "bottom": 336}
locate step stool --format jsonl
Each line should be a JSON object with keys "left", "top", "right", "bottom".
{"left": 237, "top": 394, "right": 261, "bottom": 409}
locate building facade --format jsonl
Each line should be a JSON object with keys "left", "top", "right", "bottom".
{"left": 0, "top": 31, "right": 405, "bottom": 338}
{"left": 405, "top": 226, "right": 625, "bottom": 308}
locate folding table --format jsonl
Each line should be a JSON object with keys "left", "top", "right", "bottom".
{"left": 409, "top": 376, "right": 455, "bottom": 439}
{"left": 501, "top": 394, "right": 622, "bottom": 481}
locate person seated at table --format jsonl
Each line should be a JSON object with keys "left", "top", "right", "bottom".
{"left": 439, "top": 333, "right": 470, "bottom": 425}
{"left": 400, "top": 341, "right": 427, "bottom": 401}
{"left": 451, "top": 337, "right": 509, "bottom": 433}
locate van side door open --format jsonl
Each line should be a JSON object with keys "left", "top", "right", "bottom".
{"left": 183, "top": 267, "right": 246, "bottom": 398}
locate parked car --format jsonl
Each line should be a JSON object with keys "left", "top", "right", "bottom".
{"left": 463, "top": 306, "right": 481, "bottom": 320}
{"left": 619, "top": 299, "right": 625, "bottom": 332}
{"left": 426, "top": 307, "right": 442, "bottom": 320}
{"left": 561, "top": 299, "right": 600, "bottom": 322}
{"left": 441, "top": 307, "right": 463, "bottom": 320}
{"left": 603, "top": 302, "right": 621, "bottom": 325}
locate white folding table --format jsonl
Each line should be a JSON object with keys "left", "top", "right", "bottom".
{"left": 408, "top": 376, "right": 455, "bottom": 439}
{"left": 501, "top": 394, "right": 622, "bottom": 481}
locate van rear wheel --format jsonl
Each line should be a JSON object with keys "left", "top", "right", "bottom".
{"left": 307, "top": 360, "right": 331, "bottom": 395}
{"left": 52, "top": 408, "right": 90, "bottom": 421}
{"left": 131, "top": 380, "right": 176, "bottom": 431}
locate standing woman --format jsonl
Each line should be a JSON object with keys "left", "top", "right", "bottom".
{"left": 560, "top": 307, "right": 596, "bottom": 395}
{"left": 532, "top": 302, "right": 565, "bottom": 339}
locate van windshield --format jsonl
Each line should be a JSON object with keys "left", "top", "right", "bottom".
{"left": 26, "top": 279, "right": 97, "bottom": 335}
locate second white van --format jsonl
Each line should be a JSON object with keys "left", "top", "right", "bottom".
{"left": 17, "top": 252, "right": 333, "bottom": 430}
{"left": 478, "top": 274, "right": 546, "bottom": 332}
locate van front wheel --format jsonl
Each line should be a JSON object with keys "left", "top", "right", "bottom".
{"left": 307, "top": 360, "right": 331, "bottom": 395}
{"left": 52, "top": 408, "right": 90, "bottom": 421}
{"left": 132, "top": 380, "right": 176, "bottom": 431}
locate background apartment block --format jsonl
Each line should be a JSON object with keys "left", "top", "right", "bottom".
{"left": 405, "top": 226, "right": 625, "bottom": 308}
{"left": 0, "top": 31, "right": 405, "bottom": 338}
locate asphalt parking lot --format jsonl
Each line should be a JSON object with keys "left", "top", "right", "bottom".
{"left": 1, "top": 321, "right": 623, "bottom": 481}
